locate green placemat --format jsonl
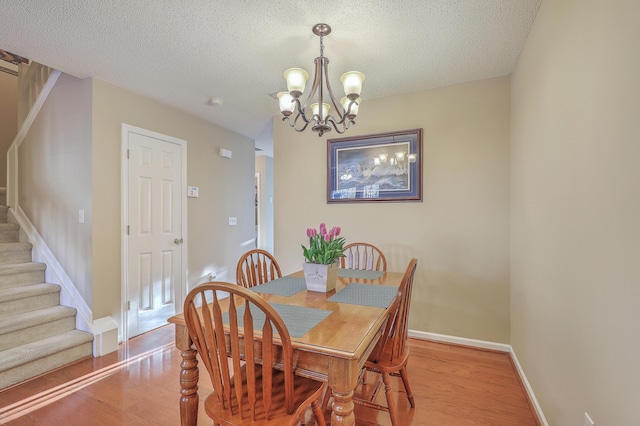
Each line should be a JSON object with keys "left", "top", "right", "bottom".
{"left": 338, "top": 269, "right": 384, "bottom": 280}
{"left": 222, "top": 303, "right": 331, "bottom": 338}
{"left": 328, "top": 283, "right": 397, "bottom": 308}
{"left": 252, "top": 277, "right": 307, "bottom": 297}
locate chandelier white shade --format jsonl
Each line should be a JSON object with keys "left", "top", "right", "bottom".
{"left": 277, "top": 23, "right": 365, "bottom": 136}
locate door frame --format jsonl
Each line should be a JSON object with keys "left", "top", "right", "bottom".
{"left": 120, "top": 123, "right": 188, "bottom": 341}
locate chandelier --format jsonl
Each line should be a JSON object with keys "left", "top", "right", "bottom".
{"left": 276, "top": 24, "right": 365, "bottom": 137}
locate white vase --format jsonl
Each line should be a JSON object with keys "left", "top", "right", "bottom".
{"left": 302, "top": 262, "right": 338, "bottom": 293}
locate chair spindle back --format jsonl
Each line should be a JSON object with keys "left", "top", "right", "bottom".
{"left": 183, "top": 282, "right": 295, "bottom": 421}
{"left": 341, "top": 242, "right": 387, "bottom": 272}
{"left": 236, "top": 249, "right": 282, "bottom": 288}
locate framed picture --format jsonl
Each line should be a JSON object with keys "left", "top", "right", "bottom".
{"left": 327, "top": 128, "right": 423, "bottom": 203}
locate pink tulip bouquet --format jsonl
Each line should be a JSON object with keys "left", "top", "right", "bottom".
{"left": 302, "top": 223, "right": 346, "bottom": 265}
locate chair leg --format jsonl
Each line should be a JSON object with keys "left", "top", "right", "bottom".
{"left": 399, "top": 366, "right": 415, "bottom": 407}
{"left": 320, "top": 386, "right": 332, "bottom": 413}
{"left": 311, "top": 398, "right": 327, "bottom": 426}
{"left": 381, "top": 372, "right": 399, "bottom": 426}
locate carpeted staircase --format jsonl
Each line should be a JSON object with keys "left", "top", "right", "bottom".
{"left": 0, "top": 193, "right": 93, "bottom": 389}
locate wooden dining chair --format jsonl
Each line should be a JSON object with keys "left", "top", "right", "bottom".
{"left": 183, "top": 282, "right": 326, "bottom": 426}
{"left": 236, "top": 249, "right": 282, "bottom": 288}
{"left": 341, "top": 242, "right": 387, "bottom": 272}
{"left": 353, "top": 258, "right": 418, "bottom": 425}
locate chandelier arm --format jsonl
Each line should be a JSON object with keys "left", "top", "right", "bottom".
{"left": 300, "top": 57, "right": 324, "bottom": 113}
{"left": 326, "top": 99, "right": 356, "bottom": 126}
{"left": 292, "top": 97, "right": 313, "bottom": 125}
{"left": 282, "top": 114, "right": 313, "bottom": 132}
{"left": 321, "top": 59, "right": 345, "bottom": 120}
{"left": 325, "top": 116, "right": 348, "bottom": 134}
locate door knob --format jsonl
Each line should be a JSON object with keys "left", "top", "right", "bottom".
{"left": 174, "top": 238, "right": 184, "bottom": 244}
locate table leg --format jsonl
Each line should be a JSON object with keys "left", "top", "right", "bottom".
{"left": 331, "top": 388, "right": 355, "bottom": 426}
{"left": 179, "top": 348, "right": 199, "bottom": 426}
{"left": 328, "top": 356, "right": 358, "bottom": 426}
{"left": 174, "top": 324, "right": 199, "bottom": 426}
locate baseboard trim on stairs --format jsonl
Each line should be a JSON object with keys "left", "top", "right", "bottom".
{"left": 408, "top": 329, "right": 549, "bottom": 426}
{"left": 10, "top": 205, "right": 101, "bottom": 354}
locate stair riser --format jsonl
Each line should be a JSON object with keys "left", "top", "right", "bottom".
{"left": 0, "top": 270, "right": 46, "bottom": 290}
{"left": 0, "top": 209, "right": 6, "bottom": 223}
{"left": 0, "top": 230, "right": 19, "bottom": 243}
{"left": 0, "top": 249, "right": 32, "bottom": 265}
{"left": 0, "top": 293, "right": 60, "bottom": 319}
{"left": 0, "top": 342, "right": 93, "bottom": 389}
{"left": 0, "top": 316, "right": 76, "bottom": 352}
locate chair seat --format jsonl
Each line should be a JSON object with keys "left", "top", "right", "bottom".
{"left": 365, "top": 343, "right": 410, "bottom": 372}
{"left": 205, "top": 363, "right": 325, "bottom": 425}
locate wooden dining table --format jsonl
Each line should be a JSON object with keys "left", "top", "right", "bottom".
{"left": 168, "top": 268, "right": 404, "bottom": 426}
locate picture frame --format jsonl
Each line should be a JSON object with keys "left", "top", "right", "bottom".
{"left": 327, "top": 128, "right": 423, "bottom": 203}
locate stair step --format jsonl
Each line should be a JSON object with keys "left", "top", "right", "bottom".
{"left": 0, "top": 306, "right": 77, "bottom": 351}
{"left": 0, "top": 283, "right": 60, "bottom": 319}
{"left": 0, "top": 206, "right": 6, "bottom": 223}
{"left": 0, "top": 329, "right": 94, "bottom": 389}
{"left": 0, "top": 262, "right": 46, "bottom": 290}
{"left": 0, "top": 223, "right": 19, "bottom": 243}
{"left": 0, "top": 242, "right": 32, "bottom": 265}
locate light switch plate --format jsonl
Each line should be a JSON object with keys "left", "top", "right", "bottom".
{"left": 187, "top": 186, "right": 199, "bottom": 198}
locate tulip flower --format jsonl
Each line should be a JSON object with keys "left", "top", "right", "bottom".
{"left": 301, "top": 223, "right": 346, "bottom": 265}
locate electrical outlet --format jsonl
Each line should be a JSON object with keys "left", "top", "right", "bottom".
{"left": 585, "top": 412, "right": 595, "bottom": 426}
{"left": 228, "top": 216, "right": 237, "bottom": 225}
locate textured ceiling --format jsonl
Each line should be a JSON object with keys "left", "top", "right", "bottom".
{"left": 0, "top": 1, "right": 541, "bottom": 153}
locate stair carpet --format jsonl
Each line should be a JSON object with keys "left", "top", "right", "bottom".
{"left": 0, "top": 204, "right": 93, "bottom": 389}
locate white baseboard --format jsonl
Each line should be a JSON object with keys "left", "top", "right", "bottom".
{"left": 408, "top": 329, "right": 548, "bottom": 425}
{"left": 509, "top": 347, "right": 549, "bottom": 426}
{"left": 408, "top": 329, "right": 511, "bottom": 352}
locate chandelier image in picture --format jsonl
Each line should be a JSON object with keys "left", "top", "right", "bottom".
{"left": 277, "top": 23, "right": 365, "bottom": 137}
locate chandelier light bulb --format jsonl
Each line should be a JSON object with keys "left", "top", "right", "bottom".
{"left": 311, "top": 102, "right": 330, "bottom": 120}
{"left": 277, "top": 91, "right": 295, "bottom": 116}
{"left": 284, "top": 68, "right": 309, "bottom": 97}
{"left": 340, "top": 97, "right": 360, "bottom": 118}
{"left": 340, "top": 71, "right": 365, "bottom": 99}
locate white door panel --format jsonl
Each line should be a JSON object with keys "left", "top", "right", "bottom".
{"left": 124, "top": 127, "right": 185, "bottom": 338}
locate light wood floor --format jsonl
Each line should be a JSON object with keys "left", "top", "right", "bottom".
{"left": 0, "top": 325, "right": 539, "bottom": 425}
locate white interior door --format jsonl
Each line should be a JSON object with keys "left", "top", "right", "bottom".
{"left": 123, "top": 125, "right": 186, "bottom": 338}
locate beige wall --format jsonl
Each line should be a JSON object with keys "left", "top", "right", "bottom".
{"left": 91, "top": 80, "right": 255, "bottom": 330}
{"left": 255, "top": 155, "right": 274, "bottom": 253}
{"left": 0, "top": 71, "right": 18, "bottom": 188}
{"left": 511, "top": 0, "right": 640, "bottom": 424}
{"left": 19, "top": 74, "right": 93, "bottom": 302}
{"left": 274, "top": 76, "right": 511, "bottom": 343}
